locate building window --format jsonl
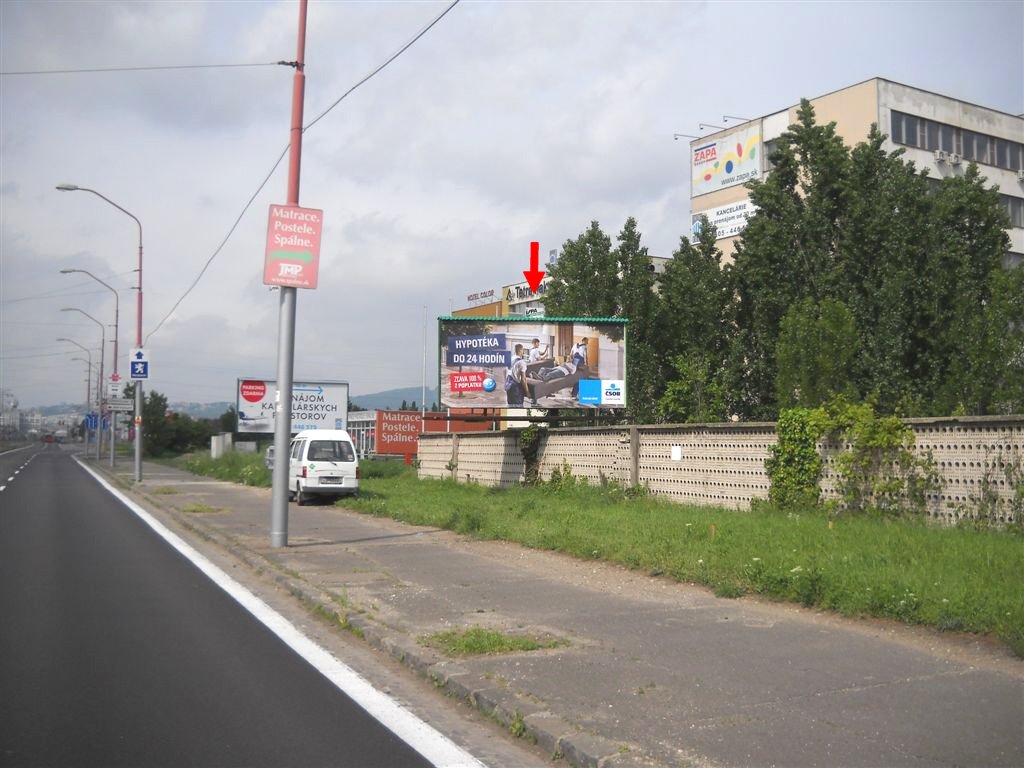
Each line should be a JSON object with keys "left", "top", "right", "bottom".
{"left": 890, "top": 111, "right": 1022, "bottom": 171}
{"left": 1000, "top": 194, "right": 1024, "bottom": 229}
{"left": 940, "top": 123, "right": 956, "bottom": 153}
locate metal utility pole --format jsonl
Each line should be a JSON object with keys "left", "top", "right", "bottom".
{"left": 270, "top": 0, "right": 309, "bottom": 548}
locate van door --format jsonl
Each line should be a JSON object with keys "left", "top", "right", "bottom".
{"left": 287, "top": 437, "right": 304, "bottom": 493}
{"left": 303, "top": 438, "right": 357, "bottom": 491}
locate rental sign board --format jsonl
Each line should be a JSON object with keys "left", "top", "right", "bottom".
{"left": 438, "top": 317, "right": 628, "bottom": 410}
{"left": 236, "top": 378, "right": 349, "bottom": 434}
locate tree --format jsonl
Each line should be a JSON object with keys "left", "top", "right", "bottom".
{"left": 775, "top": 298, "right": 859, "bottom": 409}
{"left": 731, "top": 100, "right": 1018, "bottom": 418}
{"left": 655, "top": 219, "right": 734, "bottom": 421}
{"left": 218, "top": 405, "right": 237, "bottom": 433}
{"left": 542, "top": 221, "right": 617, "bottom": 319}
{"left": 729, "top": 99, "right": 851, "bottom": 419}
{"left": 919, "top": 165, "right": 1015, "bottom": 414}
{"left": 659, "top": 351, "right": 728, "bottom": 423}
{"left": 613, "top": 218, "right": 659, "bottom": 421}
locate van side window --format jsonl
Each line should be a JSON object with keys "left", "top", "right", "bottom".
{"left": 290, "top": 440, "right": 303, "bottom": 460}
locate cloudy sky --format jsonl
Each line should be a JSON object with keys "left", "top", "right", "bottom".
{"left": 2, "top": 0, "right": 1021, "bottom": 409}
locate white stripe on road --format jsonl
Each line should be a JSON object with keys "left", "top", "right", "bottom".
{"left": 74, "top": 458, "right": 485, "bottom": 768}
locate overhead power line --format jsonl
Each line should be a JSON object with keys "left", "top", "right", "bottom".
{"left": 0, "top": 61, "right": 289, "bottom": 76}
{"left": 144, "top": 0, "right": 461, "bottom": 344}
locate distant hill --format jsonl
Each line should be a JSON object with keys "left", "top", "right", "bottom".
{"left": 350, "top": 386, "right": 438, "bottom": 412}
{"left": 170, "top": 401, "right": 234, "bottom": 419}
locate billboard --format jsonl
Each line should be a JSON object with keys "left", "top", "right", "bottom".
{"left": 236, "top": 379, "right": 349, "bottom": 434}
{"left": 263, "top": 204, "right": 323, "bottom": 289}
{"left": 691, "top": 125, "right": 762, "bottom": 196}
{"left": 374, "top": 409, "right": 492, "bottom": 455}
{"left": 438, "top": 317, "right": 627, "bottom": 409}
{"left": 692, "top": 198, "right": 758, "bottom": 240}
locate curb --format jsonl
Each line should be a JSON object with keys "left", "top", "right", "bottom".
{"left": 95, "top": 462, "right": 669, "bottom": 768}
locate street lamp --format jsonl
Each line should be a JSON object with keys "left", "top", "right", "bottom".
{"left": 61, "top": 268, "right": 120, "bottom": 466}
{"left": 57, "top": 184, "right": 144, "bottom": 482}
{"left": 61, "top": 308, "right": 105, "bottom": 461}
{"left": 58, "top": 337, "right": 94, "bottom": 447}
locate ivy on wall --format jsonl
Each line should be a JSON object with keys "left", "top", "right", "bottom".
{"left": 766, "top": 399, "right": 940, "bottom": 515}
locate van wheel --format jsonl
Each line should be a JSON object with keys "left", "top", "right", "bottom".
{"left": 296, "top": 482, "right": 309, "bottom": 506}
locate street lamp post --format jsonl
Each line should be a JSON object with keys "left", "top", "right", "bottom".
{"left": 61, "top": 269, "right": 120, "bottom": 466}
{"left": 61, "top": 308, "right": 105, "bottom": 461}
{"left": 57, "top": 184, "right": 144, "bottom": 481}
{"left": 58, "top": 338, "right": 93, "bottom": 446}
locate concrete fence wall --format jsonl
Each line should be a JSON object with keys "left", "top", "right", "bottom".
{"left": 418, "top": 415, "right": 1024, "bottom": 522}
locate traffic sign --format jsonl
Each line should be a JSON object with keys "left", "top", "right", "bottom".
{"left": 109, "top": 398, "right": 133, "bottom": 411}
{"left": 86, "top": 412, "right": 99, "bottom": 430}
{"left": 130, "top": 348, "right": 150, "bottom": 379}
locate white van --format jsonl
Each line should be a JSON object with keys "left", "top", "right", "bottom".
{"left": 287, "top": 429, "right": 359, "bottom": 505}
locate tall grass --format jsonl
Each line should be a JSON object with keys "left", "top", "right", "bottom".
{"left": 179, "top": 451, "right": 271, "bottom": 487}
{"left": 347, "top": 471, "right": 1024, "bottom": 657}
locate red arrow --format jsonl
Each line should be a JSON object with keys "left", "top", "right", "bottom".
{"left": 523, "top": 241, "right": 545, "bottom": 293}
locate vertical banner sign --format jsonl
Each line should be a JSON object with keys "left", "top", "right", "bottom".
{"left": 263, "top": 204, "right": 324, "bottom": 289}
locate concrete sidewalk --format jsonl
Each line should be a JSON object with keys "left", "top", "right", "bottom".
{"left": 93, "top": 456, "right": 1022, "bottom": 768}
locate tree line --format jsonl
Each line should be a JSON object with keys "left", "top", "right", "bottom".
{"left": 542, "top": 100, "right": 1024, "bottom": 423}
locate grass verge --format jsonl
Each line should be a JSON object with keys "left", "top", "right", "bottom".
{"left": 347, "top": 469, "right": 1024, "bottom": 658}
{"left": 167, "top": 454, "right": 1024, "bottom": 656}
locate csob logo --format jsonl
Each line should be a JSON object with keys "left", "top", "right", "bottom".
{"left": 603, "top": 381, "right": 624, "bottom": 403}
{"left": 482, "top": 377, "right": 496, "bottom": 392}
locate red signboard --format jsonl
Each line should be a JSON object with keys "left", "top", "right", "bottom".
{"left": 376, "top": 411, "right": 424, "bottom": 455}
{"left": 449, "top": 371, "right": 487, "bottom": 393}
{"left": 263, "top": 204, "right": 323, "bottom": 289}
{"left": 375, "top": 410, "right": 490, "bottom": 455}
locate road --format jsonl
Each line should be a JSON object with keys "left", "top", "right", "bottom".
{"left": 0, "top": 445, "right": 461, "bottom": 767}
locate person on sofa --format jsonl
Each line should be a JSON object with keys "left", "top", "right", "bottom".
{"left": 536, "top": 359, "right": 577, "bottom": 381}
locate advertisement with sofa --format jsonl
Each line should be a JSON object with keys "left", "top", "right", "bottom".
{"left": 438, "top": 317, "right": 627, "bottom": 409}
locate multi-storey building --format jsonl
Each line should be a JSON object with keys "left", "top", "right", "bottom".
{"left": 689, "top": 77, "right": 1024, "bottom": 266}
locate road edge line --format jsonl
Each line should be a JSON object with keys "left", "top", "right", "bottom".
{"left": 73, "top": 457, "right": 486, "bottom": 768}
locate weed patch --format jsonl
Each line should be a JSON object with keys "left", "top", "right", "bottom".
{"left": 421, "top": 626, "right": 565, "bottom": 657}
{"left": 182, "top": 503, "right": 219, "bottom": 514}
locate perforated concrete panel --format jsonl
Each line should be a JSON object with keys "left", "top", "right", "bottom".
{"left": 418, "top": 416, "right": 1023, "bottom": 522}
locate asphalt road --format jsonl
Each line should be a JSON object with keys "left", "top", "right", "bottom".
{"left": 0, "top": 445, "right": 441, "bottom": 767}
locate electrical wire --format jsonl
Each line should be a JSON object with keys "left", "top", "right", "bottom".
{"left": 0, "top": 62, "right": 288, "bottom": 76}
{"left": 143, "top": 0, "right": 461, "bottom": 344}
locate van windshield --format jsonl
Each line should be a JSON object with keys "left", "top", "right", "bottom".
{"left": 307, "top": 440, "right": 355, "bottom": 462}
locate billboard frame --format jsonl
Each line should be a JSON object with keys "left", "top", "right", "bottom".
{"left": 236, "top": 378, "right": 349, "bottom": 434}
{"left": 437, "top": 316, "right": 628, "bottom": 411}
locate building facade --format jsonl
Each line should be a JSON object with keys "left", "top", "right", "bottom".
{"left": 689, "top": 78, "right": 1024, "bottom": 266}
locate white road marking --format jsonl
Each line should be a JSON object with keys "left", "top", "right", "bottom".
{"left": 75, "top": 458, "right": 486, "bottom": 768}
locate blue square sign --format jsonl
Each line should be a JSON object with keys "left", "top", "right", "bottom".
{"left": 577, "top": 379, "right": 601, "bottom": 405}
{"left": 130, "top": 360, "right": 149, "bottom": 379}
